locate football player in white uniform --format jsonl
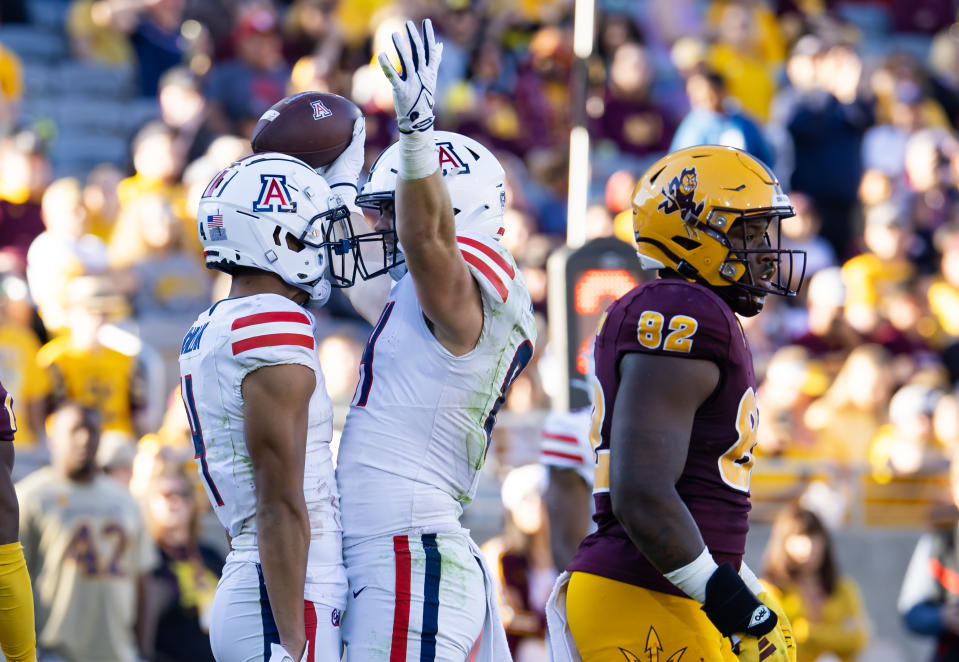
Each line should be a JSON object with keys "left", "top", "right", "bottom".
{"left": 318, "top": 19, "right": 536, "bottom": 662}
{"left": 179, "top": 154, "right": 354, "bottom": 662}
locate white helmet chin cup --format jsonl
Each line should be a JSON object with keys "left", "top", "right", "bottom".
{"left": 196, "top": 152, "right": 349, "bottom": 304}
{"left": 357, "top": 130, "right": 508, "bottom": 239}
{"left": 308, "top": 278, "right": 331, "bottom": 305}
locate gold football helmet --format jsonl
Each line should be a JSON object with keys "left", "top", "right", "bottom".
{"left": 632, "top": 145, "right": 806, "bottom": 315}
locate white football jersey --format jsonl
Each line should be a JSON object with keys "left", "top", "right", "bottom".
{"left": 336, "top": 232, "right": 537, "bottom": 542}
{"left": 178, "top": 294, "right": 341, "bottom": 562}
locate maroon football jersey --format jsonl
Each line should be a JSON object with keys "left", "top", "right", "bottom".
{"left": 567, "top": 279, "right": 757, "bottom": 597}
{"left": 0, "top": 381, "right": 15, "bottom": 442}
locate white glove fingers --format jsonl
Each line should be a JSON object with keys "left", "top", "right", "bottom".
{"left": 405, "top": 20, "right": 424, "bottom": 70}
{"left": 377, "top": 51, "right": 399, "bottom": 83}
{"left": 352, "top": 116, "right": 366, "bottom": 139}
{"left": 422, "top": 18, "right": 436, "bottom": 65}
{"left": 390, "top": 30, "right": 413, "bottom": 80}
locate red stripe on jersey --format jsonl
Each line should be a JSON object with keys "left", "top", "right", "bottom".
{"left": 231, "top": 333, "right": 314, "bottom": 355}
{"left": 466, "top": 623, "right": 484, "bottom": 662}
{"left": 931, "top": 558, "right": 959, "bottom": 594}
{"left": 304, "top": 600, "right": 317, "bottom": 662}
{"left": 461, "top": 251, "right": 508, "bottom": 302}
{"left": 542, "top": 449, "right": 585, "bottom": 463}
{"left": 231, "top": 311, "right": 311, "bottom": 331}
{"left": 457, "top": 236, "right": 515, "bottom": 278}
{"left": 391, "top": 536, "right": 412, "bottom": 662}
{"left": 543, "top": 431, "right": 581, "bottom": 445}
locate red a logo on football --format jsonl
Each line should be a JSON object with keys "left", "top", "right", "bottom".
{"left": 253, "top": 175, "right": 297, "bottom": 213}
{"left": 311, "top": 100, "right": 332, "bottom": 120}
{"left": 437, "top": 142, "right": 470, "bottom": 176}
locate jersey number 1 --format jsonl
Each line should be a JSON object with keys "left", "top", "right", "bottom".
{"left": 181, "top": 374, "right": 224, "bottom": 506}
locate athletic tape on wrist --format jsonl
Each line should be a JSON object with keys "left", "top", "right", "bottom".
{"left": 663, "top": 546, "right": 718, "bottom": 603}
{"left": 739, "top": 561, "right": 764, "bottom": 595}
{"left": 398, "top": 129, "right": 438, "bottom": 180}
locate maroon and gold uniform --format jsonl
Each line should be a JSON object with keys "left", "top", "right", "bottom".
{"left": 564, "top": 279, "right": 758, "bottom": 660}
{"left": 570, "top": 279, "right": 757, "bottom": 587}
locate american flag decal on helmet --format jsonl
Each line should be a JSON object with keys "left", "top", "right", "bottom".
{"left": 457, "top": 236, "right": 515, "bottom": 302}
{"left": 207, "top": 213, "right": 226, "bottom": 240}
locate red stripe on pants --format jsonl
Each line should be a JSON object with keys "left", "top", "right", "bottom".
{"left": 391, "top": 536, "right": 412, "bottom": 662}
{"left": 304, "top": 600, "right": 317, "bottom": 662}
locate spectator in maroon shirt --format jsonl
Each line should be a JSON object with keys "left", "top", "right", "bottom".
{"left": 589, "top": 41, "right": 675, "bottom": 158}
{"left": 0, "top": 131, "right": 50, "bottom": 276}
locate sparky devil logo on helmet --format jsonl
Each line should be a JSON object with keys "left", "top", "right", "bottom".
{"left": 633, "top": 146, "right": 807, "bottom": 317}
{"left": 657, "top": 167, "right": 705, "bottom": 223}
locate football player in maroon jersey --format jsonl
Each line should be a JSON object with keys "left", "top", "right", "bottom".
{"left": 547, "top": 146, "right": 805, "bottom": 662}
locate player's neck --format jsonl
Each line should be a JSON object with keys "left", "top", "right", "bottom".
{"left": 228, "top": 271, "right": 308, "bottom": 305}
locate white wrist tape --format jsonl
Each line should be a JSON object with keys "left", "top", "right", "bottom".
{"left": 738, "top": 561, "right": 764, "bottom": 595}
{"left": 398, "top": 128, "right": 438, "bottom": 180}
{"left": 663, "top": 546, "right": 718, "bottom": 603}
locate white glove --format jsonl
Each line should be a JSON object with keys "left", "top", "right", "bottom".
{"left": 377, "top": 18, "right": 443, "bottom": 135}
{"left": 316, "top": 115, "right": 366, "bottom": 214}
{"left": 268, "top": 642, "right": 309, "bottom": 662}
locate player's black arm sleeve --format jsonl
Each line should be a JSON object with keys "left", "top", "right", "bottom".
{"left": 609, "top": 351, "right": 720, "bottom": 573}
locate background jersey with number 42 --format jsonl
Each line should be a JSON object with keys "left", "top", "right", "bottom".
{"left": 568, "top": 279, "right": 757, "bottom": 597}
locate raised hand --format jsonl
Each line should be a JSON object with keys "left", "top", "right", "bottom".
{"left": 377, "top": 19, "right": 443, "bottom": 134}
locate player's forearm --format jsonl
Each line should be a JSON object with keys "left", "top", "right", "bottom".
{"left": 546, "top": 479, "right": 590, "bottom": 570}
{"left": 395, "top": 167, "right": 454, "bottom": 253}
{"left": 611, "top": 484, "right": 707, "bottom": 575}
{"left": 0, "top": 445, "right": 18, "bottom": 545}
{"left": 257, "top": 496, "right": 310, "bottom": 656}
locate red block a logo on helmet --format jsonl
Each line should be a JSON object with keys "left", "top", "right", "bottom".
{"left": 253, "top": 174, "right": 297, "bottom": 213}
{"left": 437, "top": 141, "right": 471, "bottom": 176}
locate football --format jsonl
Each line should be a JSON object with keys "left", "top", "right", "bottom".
{"left": 250, "top": 91, "right": 363, "bottom": 168}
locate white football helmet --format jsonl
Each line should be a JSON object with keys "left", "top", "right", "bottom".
{"left": 353, "top": 130, "right": 508, "bottom": 279}
{"left": 197, "top": 152, "right": 355, "bottom": 304}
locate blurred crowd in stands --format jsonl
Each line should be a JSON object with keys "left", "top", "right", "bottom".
{"left": 5, "top": 0, "right": 959, "bottom": 659}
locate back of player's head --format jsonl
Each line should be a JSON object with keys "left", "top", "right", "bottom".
{"left": 358, "top": 130, "right": 507, "bottom": 239}
{"left": 631, "top": 145, "right": 807, "bottom": 316}
{"left": 195, "top": 152, "right": 355, "bottom": 304}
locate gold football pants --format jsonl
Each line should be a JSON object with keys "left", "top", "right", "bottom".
{"left": 566, "top": 571, "right": 739, "bottom": 662}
